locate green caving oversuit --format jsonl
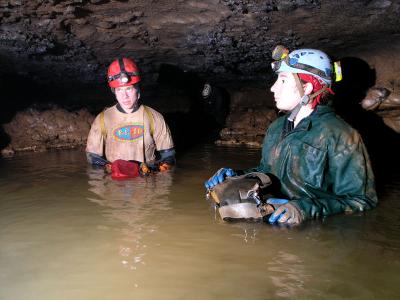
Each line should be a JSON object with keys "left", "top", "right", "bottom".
{"left": 245, "top": 105, "right": 378, "bottom": 221}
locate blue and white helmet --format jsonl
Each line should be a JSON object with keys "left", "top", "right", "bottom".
{"left": 271, "top": 47, "right": 333, "bottom": 85}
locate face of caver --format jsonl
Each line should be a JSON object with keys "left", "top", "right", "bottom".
{"left": 115, "top": 85, "right": 140, "bottom": 113}
{"left": 270, "top": 72, "right": 303, "bottom": 111}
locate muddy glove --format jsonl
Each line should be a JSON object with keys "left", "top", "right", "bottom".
{"left": 158, "top": 162, "right": 173, "bottom": 172}
{"left": 145, "top": 161, "right": 172, "bottom": 173}
{"left": 259, "top": 198, "right": 289, "bottom": 217}
{"left": 267, "top": 198, "right": 304, "bottom": 225}
{"left": 139, "top": 163, "right": 151, "bottom": 176}
{"left": 145, "top": 148, "right": 176, "bottom": 173}
{"left": 157, "top": 148, "right": 176, "bottom": 165}
{"left": 204, "top": 168, "right": 236, "bottom": 189}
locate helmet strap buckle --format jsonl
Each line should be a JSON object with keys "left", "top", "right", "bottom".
{"left": 300, "top": 95, "right": 310, "bottom": 105}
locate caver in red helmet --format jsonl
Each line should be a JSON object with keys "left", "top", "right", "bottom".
{"left": 107, "top": 58, "right": 141, "bottom": 88}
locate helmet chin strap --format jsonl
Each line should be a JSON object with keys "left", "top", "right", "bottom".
{"left": 288, "top": 74, "right": 305, "bottom": 123}
{"left": 131, "top": 92, "right": 141, "bottom": 113}
{"left": 287, "top": 73, "right": 327, "bottom": 123}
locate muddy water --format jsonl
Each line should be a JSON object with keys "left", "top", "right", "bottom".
{"left": 0, "top": 145, "right": 399, "bottom": 300}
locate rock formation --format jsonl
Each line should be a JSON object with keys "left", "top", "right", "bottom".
{"left": 361, "top": 87, "right": 400, "bottom": 134}
{"left": 1, "top": 105, "right": 94, "bottom": 156}
{"left": 216, "top": 87, "right": 277, "bottom": 147}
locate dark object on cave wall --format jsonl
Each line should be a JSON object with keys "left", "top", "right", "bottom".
{"left": 157, "top": 63, "right": 230, "bottom": 127}
{"left": 201, "top": 82, "right": 231, "bottom": 127}
{"left": 361, "top": 87, "right": 400, "bottom": 134}
{"left": 1, "top": 106, "right": 94, "bottom": 157}
{"left": 155, "top": 64, "right": 232, "bottom": 148}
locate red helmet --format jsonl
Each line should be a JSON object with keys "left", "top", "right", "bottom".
{"left": 107, "top": 58, "right": 141, "bottom": 88}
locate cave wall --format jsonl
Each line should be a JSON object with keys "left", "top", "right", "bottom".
{"left": 347, "top": 40, "right": 400, "bottom": 91}
{"left": 1, "top": 0, "right": 399, "bottom": 155}
{"left": 1, "top": 1, "right": 399, "bottom": 95}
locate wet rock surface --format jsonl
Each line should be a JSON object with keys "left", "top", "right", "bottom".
{"left": 1, "top": 0, "right": 399, "bottom": 88}
{"left": 1, "top": 106, "right": 94, "bottom": 156}
{"left": 216, "top": 87, "right": 277, "bottom": 148}
{"left": 361, "top": 87, "right": 400, "bottom": 133}
{"left": 0, "top": 1, "right": 399, "bottom": 153}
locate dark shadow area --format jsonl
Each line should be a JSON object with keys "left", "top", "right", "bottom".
{"left": 0, "top": 72, "right": 112, "bottom": 152}
{"left": 0, "top": 126, "right": 11, "bottom": 150}
{"left": 1, "top": 73, "right": 47, "bottom": 124}
{"left": 155, "top": 64, "right": 230, "bottom": 152}
{"left": 1, "top": 72, "right": 111, "bottom": 123}
{"left": 332, "top": 57, "right": 400, "bottom": 191}
{"left": 0, "top": 65, "right": 231, "bottom": 157}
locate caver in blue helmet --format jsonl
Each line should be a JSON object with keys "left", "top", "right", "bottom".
{"left": 271, "top": 46, "right": 333, "bottom": 85}
{"left": 204, "top": 45, "right": 376, "bottom": 226}
{"left": 270, "top": 46, "right": 340, "bottom": 124}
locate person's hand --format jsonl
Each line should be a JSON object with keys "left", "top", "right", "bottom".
{"left": 266, "top": 198, "right": 289, "bottom": 207}
{"left": 105, "top": 163, "right": 112, "bottom": 174}
{"left": 140, "top": 163, "right": 151, "bottom": 176}
{"left": 158, "top": 162, "right": 172, "bottom": 172}
{"left": 259, "top": 204, "right": 275, "bottom": 217}
{"left": 267, "top": 199, "right": 304, "bottom": 225}
{"left": 204, "top": 168, "right": 236, "bottom": 189}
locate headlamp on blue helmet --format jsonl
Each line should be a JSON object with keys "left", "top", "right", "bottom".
{"left": 271, "top": 45, "right": 333, "bottom": 85}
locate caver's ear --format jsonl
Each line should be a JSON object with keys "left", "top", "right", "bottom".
{"left": 303, "top": 82, "right": 313, "bottom": 96}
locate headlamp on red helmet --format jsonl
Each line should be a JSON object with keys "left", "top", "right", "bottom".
{"left": 107, "top": 58, "right": 141, "bottom": 88}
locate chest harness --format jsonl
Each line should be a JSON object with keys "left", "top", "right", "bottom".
{"left": 99, "top": 105, "right": 155, "bottom": 163}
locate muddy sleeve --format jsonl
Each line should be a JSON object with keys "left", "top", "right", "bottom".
{"left": 86, "top": 152, "right": 109, "bottom": 166}
{"left": 157, "top": 148, "right": 176, "bottom": 164}
{"left": 291, "top": 138, "right": 378, "bottom": 220}
{"left": 85, "top": 114, "right": 105, "bottom": 157}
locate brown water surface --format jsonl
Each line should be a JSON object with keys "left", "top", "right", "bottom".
{"left": 0, "top": 145, "right": 399, "bottom": 299}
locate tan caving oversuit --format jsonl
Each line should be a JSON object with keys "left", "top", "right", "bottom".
{"left": 86, "top": 105, "right": 173, "bottom": 162}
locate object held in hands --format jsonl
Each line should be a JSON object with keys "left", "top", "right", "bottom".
{"left": 207, "top": 172, "right": 272, "bottom": 220}
{"left": 110, "top": 159, "right": 141, "bottom": 180}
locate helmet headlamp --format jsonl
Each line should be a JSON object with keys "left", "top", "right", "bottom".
{"left": 107, "top": 58, "right": 140, "bottom": 84}
{"left": 107, "top": 58, "right": 141, "bottom": 88}
{"left": 107, "top": 71, "right": 139, "bottom": 83}
{"left": 119, "top": 72, "right": 129, "bottom": 83}
{"left": 270, "top": 45, "right": 334, "bottom": 82}
{"left": 271, "top": 60, "right": 282, "bottom": 72}
{"left": 202, "top": 83, "right": 212, "bottom": 98}
{"left": 271, "top": 45, "right": 290, "bottom": 72}
{"left": 272, "top": 45, "right": 289, "bottom": 61}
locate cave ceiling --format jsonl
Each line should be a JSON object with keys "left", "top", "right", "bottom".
{"left": 0, "top": 0, "right": 399, "bottom": 90}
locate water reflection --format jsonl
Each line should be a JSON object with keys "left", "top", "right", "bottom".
{"left": 268, "top": 250, "right": 308, "bottom": 298}
{"left": 1, "top": 147, "right": 400, "bottom": 299}
{"left": 86, "top": 167, "right": 173, "bottom": 271}
{"left": 216, "top": 219, "right": 264, "bottom": 244}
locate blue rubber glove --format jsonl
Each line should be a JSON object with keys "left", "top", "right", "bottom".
{"left": 204, "top": 168, "right": 236, "bottom": 189}
{"left": 266, "top": 198, "right": 289, "bottom": 206}
{"left": 267, "top": 198, "right": 304, "bottom": 225}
